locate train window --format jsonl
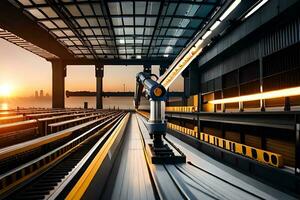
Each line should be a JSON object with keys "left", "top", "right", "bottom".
{"left": 271, "top": 155, "right": 277, "bottom": 165}
{"left": 251, "top": 148, "right": 257, "bottom": 159}
{"left": 242, "top": 146, "right": 246, "bottom": 155}
{"left": 232, "top": 143, "right": 236, "bottom": 152}
{"left": 263, "top": 152, "right": 270, "bottom": 162}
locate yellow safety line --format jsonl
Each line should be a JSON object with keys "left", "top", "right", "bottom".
{"left": 66, "top": 114, "right": 129, "bottom": 200}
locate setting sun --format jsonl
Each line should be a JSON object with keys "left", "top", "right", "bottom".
{"left": 0, "top": 84, "right": 12, "bottom": 97}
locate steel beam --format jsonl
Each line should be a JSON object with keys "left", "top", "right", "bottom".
{"left": 51, "top": 58, "right": 173, "bottom": 66}
{"left": 0, "top": 1, "right": 73, "bottom": 59}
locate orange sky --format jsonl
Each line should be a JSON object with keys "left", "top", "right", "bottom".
{"left": 0, "top": 38, "right": 183, "bottom": 97}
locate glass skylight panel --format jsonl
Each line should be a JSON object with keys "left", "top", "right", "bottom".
{"left": 146, "top": 17, "right": 156, "bottom": 26}
{"left": 159, "top": 28, "right": 167, "bottom": 35}
{"left": 87, "top": 18, "right": 98, "bottom": 26}
{"left": 26, "top": 8, "right": 45, "bottom": 19}
{"left": 135, "top": 17, "right": 145, "bottom": 26}
{"left": 147, "top": 2, "right": 160, "bottom": 15}
{"left": 188, "top": 19, "right": 202, "bottom": 28}
{"left": 97, "top": 39, "right": 106, "bottom": 45}
{"left": 136, "top": 48, "right": 142, "bottom": 53}
{"left": 73, "top": 39, "right": 83, "bottom": 45}
{"left": 51, "top": 30, "right": 65, "bottom": 37}
{"left": 114, "top": 28, "right": 123, "bottom": 35}
{"left": 82, "top": 28, "right": 93, "bottom": 36}
{"left": 108, "top": 2, "right": 121, "bottom": 15}
{"left": 103, "top": 49, "right": 111, "bottom": 54}
{"left": 86, "top": 55, "right": 94, "bottom": 59}
{"left": 135, "top": 39, "right": 143, "bottom": 45}
{"left": 62, "top": 40, "right": 73, "bottom": 46}
{"left": 79, "top": 4, "right": 94, "bottom": 16}
{"left": 53, "top": 19, "right": 68, "bottom": 28}
{"left": 66, "top": 5, "right": 81, "bottom": 17}
{"left": 90, "top": 40, "right": 98, "bottom": 45}
{"left": 95, "top": 49, "right": 103, "bottom": 54}
{"left": 156, "top": 40, "right": 162, "bottom": 45}
{"left": 18, "top": 0, "right": 32, "bottom": 6}
{"left": 143, "top": 40, "right": 150, "bottom": 45}
{"left": 64, "top": 30, "right": 75, "bottom": 36}
{"left": 166, "top": 3, "right": 177, "bottom": 15}
{"left": 126, "top": 39, "right": 134, "bottom": 44}
{"left": 92, "top": 4, "right": 102, "bottom": 15}
{"left": 135, "top": 28, "right": 144, "bottom": 35}
{"left": 135, "top": 2, "right": 146, "bottom": 14}
{"left": 123, "top": 17, "right": 134, "bottom": 26}
{"left": 118, "top": 48, "right": 126, "bottom": 54}
{"left": 124, "top": 27, "right": 134, "bottom": 35}
{"left": 101, "top": 28, "right": 109, "bottom": 35}
{"left": 162, "top": 39, "right": 171, "bottom": 45}
{"left": 162, "top": 18, "right": 171, "bottom": 26}
{"left": 144, "top": 28, "right": 154, "bottom": 35}
{"left": 39, "top": 7, "right": 58, "bottom": 18}
{"left": 121, "top": 1, "right": 133, "bottom": 15}
{"left": 76, "top": 18, "right": 88, "bottom": 27}
{"left": 196, "top": 5, "right": 213, "bottom": 17}
{"left": 176, "top": 4, "right": 199, "bottom": 16}
{"left": 92, "top": 28, "right": 102, "bottom": 35}
{"left": 32, "top": 0, "right": 46, "bottom": 5}
{"left": 182, "top": 29, "right": 194, "bottom": 37}
{"left": 127, "top": 48, "right": 134, "bottom": 54}
{"left": 169, "top": 38, "right": 177, "bottom": 45}
{"left": 98, "top": 18, "right": 106, "bottom": 26}
{"left": 112, "top": 18, "right": 123, "bottom": 26}
{"left": 40, "top": 21, "right": 56, "bottom": 29}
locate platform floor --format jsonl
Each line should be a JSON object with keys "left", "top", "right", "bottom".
{"left": 102, "top": 114, "right": 156, "bottom": 200}
{"left": 103, "top": 114, "right": 296, "bottom": 200}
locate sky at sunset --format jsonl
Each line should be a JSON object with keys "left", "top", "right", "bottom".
{"left": 0, "top": 38, "right": 183, "bottom": 98}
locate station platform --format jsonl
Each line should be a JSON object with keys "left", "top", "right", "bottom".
{"left": 102, "top": 114, "right": 296, "bottom": 200}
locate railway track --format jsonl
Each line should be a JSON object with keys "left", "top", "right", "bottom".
{"left": 0, "top": 112, "right": 127, "bottom": 199}
{"left": 135, "top": 114, "right": 292, "bottom": 200}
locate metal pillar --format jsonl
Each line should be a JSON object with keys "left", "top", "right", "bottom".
{"left": 95, "top": 65, "right": 104, "bottom": 109}
{"left": 295, "top": 115, "right": 300, "bottom": 176}
{"left": 52, "top": 60, "right": 66, "bottom": 108}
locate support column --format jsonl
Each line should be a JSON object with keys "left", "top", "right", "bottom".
{"left": 295, "top": 115, "right": 300, "bottom": 176}
{"left": 95, "top": 64, "right": 104, "bottom": 109}
{"left": 52, "top": 60, "right": 66, "bottom": 108}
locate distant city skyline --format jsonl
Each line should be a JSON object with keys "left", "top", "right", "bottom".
{"left": 0, "top": 38, "right": 183, "bottom": 98}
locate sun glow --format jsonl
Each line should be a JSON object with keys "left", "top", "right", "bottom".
{"left": 0, "top": 84, "right": 12, "bottom": 97}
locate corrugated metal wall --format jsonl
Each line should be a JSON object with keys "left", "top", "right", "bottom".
{"left": 200, "top": 16, "right": 300, "bottom": 94}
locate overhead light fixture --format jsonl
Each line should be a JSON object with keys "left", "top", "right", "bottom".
{"left": 119, "top": 39, "right": 125, "bottom": 44}
{"left": 210, "top": 20, "right": 221, "bottom": 31}
{"left": 209, "top": 86, "right": 300, "bottom": 104}
{"left": 219, "top": 0, "right": 241, "bottom": 21}
{"left": 244, "top": 0, "right": 269, "bottom": 19}
{"left": 136, "top": 55, "right": 141, "bottom": 59}
{"left": 194, "top": 39, "right": 203, "bottom": 48}
{"left": 202, "top": 30, "right": 212, "bottom": 40}
{"left": 163, "top": 54, "right": 169, "bottom": 57}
